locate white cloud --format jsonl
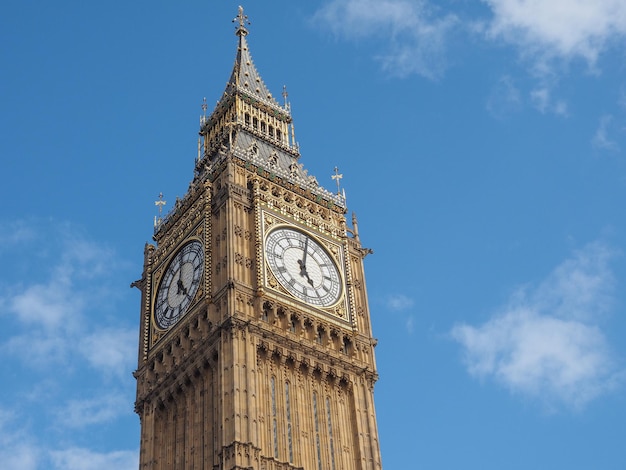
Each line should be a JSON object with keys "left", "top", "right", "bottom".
{"left": 452, "top": 308, "right": 615, "bottom": 408}
{"left": 619, "top": 87, "right": 626, "bottom": 109}
{"left": 79, "top": 327, "right": 137, "bottom": 376}
{"left": 50, "top": 448, "right": 139, "bottom": 470}
{"left": 0, "top": 405, "right": 137, "bottom": 470}
{"left": 486, "top": 75, "right": 523, "bottom": 119}
{"left": 483, "top": 0, "right": 626, "bottom": 68}
{"left": 7, "top": 277, "right": 83, "bottom": 330}
{"left": 1, "top": 445, "right": 39, "bottom": 470}
{"left": 0, "top": 219, "right": 37, "bottom": 250}
{"left": 532, "top": 242, "right": 616, "bottom": 320}
{"left": 383, "top": 294, "right": 415, "bottom": 332}
{"left": 313, "top": 0, "right": 458, "bottom": 79}
{"left": 530, "top": 86, "right": 568, "bottom": 116}
{"left": 481, "top": 0, "right": 626, "bottom": 115}
{"left": 386, "top": 293, "right": 414, "bottom": 311}
{"left": 451, "top": 241, "right": 624, "bottom": 410}
{"left": 0, "top": 409, "right": 40, "bottom": 470}
{"left": 486, "top": 77, "right": 570, "bottom": 117}
{"left": 0, "top": 220, "right": 126, "bottom": 372}
{"left": 55, "top": 393, "right": 130, "bottom": 428}
{"left": 5, "top": 333, "right": 71, "bottom": 366}
{"left": 405, "top": 315, "right": 415, "bottom": 334}
{"left": 592, "top": 114, "right": 620, "bottom": 152}
{"left": 0, "top": 220, "right": 139, "bottom": 469}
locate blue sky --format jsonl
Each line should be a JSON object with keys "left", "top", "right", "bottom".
{"left": 2, "top": 1, "right": 626, "bottom": 469}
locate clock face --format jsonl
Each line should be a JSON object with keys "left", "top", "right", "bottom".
{"left": 154, "top": 240, "right": 204, "bottom": 330}
{"left": 265, "top": 227, "right": 342, "bottom": 307}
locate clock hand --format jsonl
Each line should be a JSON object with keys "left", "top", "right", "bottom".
{"left": 296, "top": 260, "right": 315, "bottom": 287}
{"left": 297, "top": 259, "right": 307, "bottom": 276}
{"left": 302, "top": 237, "right": 309, "bottom": 267}
{"left": 296, "top": 239, "right": 316, "bottom": 287}
{"left": 298, "top": 237, "right": 311, "bottom": 276}
{"left": 177, "top": 274, "right": 187, "bottom": 295}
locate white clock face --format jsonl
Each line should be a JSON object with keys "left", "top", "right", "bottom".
{"left": 154, "top": 240, "right": 204, "bottom": 329}
{"left": 265, "top": 227, "right": 342, "bottom": 307}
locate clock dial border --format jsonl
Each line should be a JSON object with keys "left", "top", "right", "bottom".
{"left": 152, "top": 239, "right": 204, "bottom": 331}
{"left": 262, "top": 214, "right": 346, "bottom": 310}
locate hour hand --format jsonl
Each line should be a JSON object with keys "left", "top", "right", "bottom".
{"left": 298, "top": 260, "right": 311, "bottom": 278}
{"left": 297, "top": 260, "right": 315, "bottom": 287}
{"left": 298, "top": 259, "right": 307, "bottom": 276}
{"left": 177, "top": 277, "right": 187, "bottom": 295}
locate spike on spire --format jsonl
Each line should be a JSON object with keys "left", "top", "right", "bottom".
{"left": 233, "top": 6, "right": 249, "bottom": 36}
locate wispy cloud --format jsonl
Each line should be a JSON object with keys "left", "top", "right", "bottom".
{"left": 0, "top": 219, "right": 138, "bottom": 468}
{"left": 486, "top": 76, "right": 571, "bottom": 117}
{"left": 313, "top": 0, "right": 458, "bottom": 79}
{"left": 386, "top": 293, "right": 414, "bottom": 311}
{"left": 451, "top": 240, "right": 624, "bottom": 410}
{"left": 592, "top": 114, "right": 620, "bottom": 152}
{"left": 0, "top": 219, "right": 37, "bottom": 250}
{"left": 54, "top": 394, "right": 130, "bottom": 428}
{"left": 7, "top": 276, "right": 84, "bottom": 330}
{"left": 483, "top": 0, "right": 626, "bottom": 71}
{"left": 314, "top": 0, "right": 626, "bottom": 124}
{"left": 0, "top": 220, "right": 131, "bottom": 373}
{"left": 0, "top": 409, "right": 40, "bottom": 470}
{"left": 314, "top": 0, "right": 626, "bottom": 79}
{"left": 49, "top": 448, "right": 138, "bottom": 470}
{"left": 405, "top": 315, "right": 415, "bottom": 334}
{"left": 79, "top": 327, "right": 137, "bottom": 377}
{"left": 384, "top": 294, "right": 416, "bottom": 333}
{"left": 530, "top": 86, "right": 568, "bottom": 116}
{"left": 486, "top": 75, "right": 523, "bottom": 119}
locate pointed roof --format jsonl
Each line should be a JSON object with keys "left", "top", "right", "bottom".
{"left": 220, "top": 6, "right": 284, "bottom": 115}
{"left": 193, "top": 7, "right": 345, "bottom": 213}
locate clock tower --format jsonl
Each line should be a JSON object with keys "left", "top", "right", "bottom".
{"left": 133, "top": 8, "right": 383, "bottom": 470}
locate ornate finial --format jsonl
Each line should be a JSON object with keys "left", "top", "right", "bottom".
{"left": 154, "top": 193, "right": 166, "bottom": 228}
{"left": 282, "top": 85, "right": 288, "bottom": 107}
{"left": 347, "top": 212, "right": 361, "bottom": 241}
{"left": 331, "top": 166, "right": 343, "bottom": 195}
{"left": 201, "top": 97, "right": 207, "bottom": 123}
{"left": 233, "top": 6, "right": 250, "bottom": 36}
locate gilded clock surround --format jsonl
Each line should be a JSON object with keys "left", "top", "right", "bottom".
{"left": 153, "top": 238, "right": 204, "bottom": 330}
{"left": 261, "top": 211, "right": 349, "bottom": 321}
{"left": 133, "top": 8, "right": 382, "bottom": 470}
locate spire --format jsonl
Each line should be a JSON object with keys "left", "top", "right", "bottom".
{"left": 194, "top": 7, "right": 346, "bottom": 212}
{"left": 223, "top": 6, "right": 281, "bottom": 109}
{"left": 200, "top": 6, "right": 296, "bottom": 155}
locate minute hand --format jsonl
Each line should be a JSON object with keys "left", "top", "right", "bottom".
{"left": 298, "top": 238, "right": 315, "bottom": 287}
{"left": 302, "top": 237, "right": 309, "bottom": 267}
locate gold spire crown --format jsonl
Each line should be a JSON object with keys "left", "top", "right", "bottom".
{"left": 233, "top": 6, "right": 249, "bottom": 37}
